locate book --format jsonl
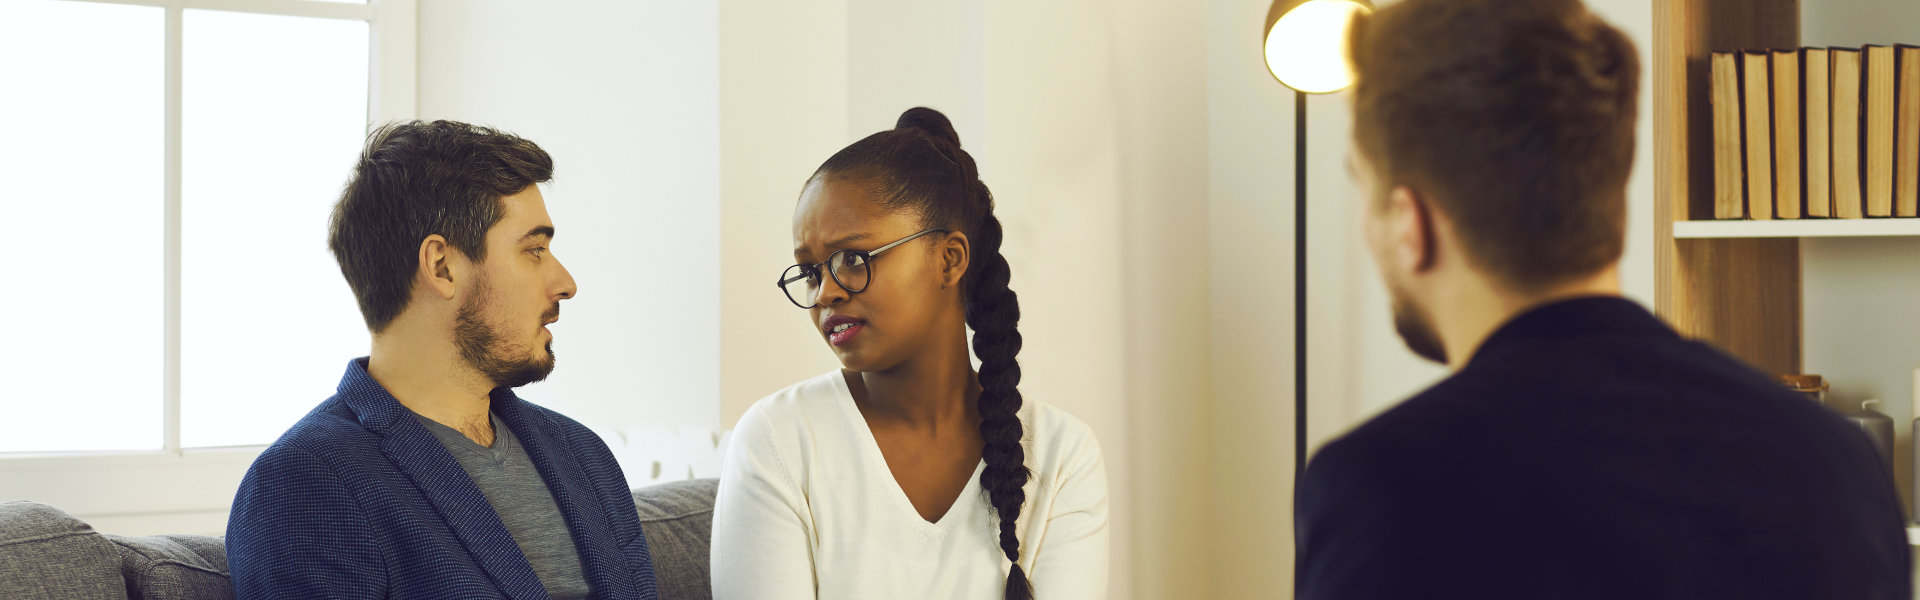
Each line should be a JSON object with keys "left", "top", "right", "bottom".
{"left": 1743, "top": 51, "right": 1775, "bottom": 220}
{"left": 1866, "top": 44, "right": 1895, "bottom": 217}
{"left": 1712, "top": 52, "right": 1745, "bottom": 219}
{"left": 1833, "top": 48, "right": 1866, "bottom": 219}
{"left": 1773, "top": 48, "right": 1803, "bottom": 219}
{"left": 1897, "top": 44, "right": 1919, "bottom": 217}
{"left": 1807, "top": 48, "right": 1833, "bottom": 217}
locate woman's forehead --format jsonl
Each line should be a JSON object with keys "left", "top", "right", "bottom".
{"left": 793, "top": 177, "right": 920, "bottom": 254}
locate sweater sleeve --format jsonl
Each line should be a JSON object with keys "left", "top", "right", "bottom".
{"left": 711, "top": 404, "right": 817, "bottom": 600}
{"left": 227, "top": 445, "right": 386, "bottom": 599}
{"left": 1028, "top": 421, "right": 1111, "bottom": 600}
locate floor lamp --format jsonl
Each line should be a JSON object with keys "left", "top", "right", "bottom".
{"left": 1262, "top": 0, "right": 1371, "bottom": 482}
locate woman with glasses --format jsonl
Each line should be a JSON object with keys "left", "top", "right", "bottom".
{"left": 711, "top": 107, "right": 1109, "bottom": 600}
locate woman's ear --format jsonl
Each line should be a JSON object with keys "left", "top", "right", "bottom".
{"left": 418, "top": 234, "right": 460, "bottom": 300}
{"left": 939, "top": 231, "right": 971, "bottom": 289}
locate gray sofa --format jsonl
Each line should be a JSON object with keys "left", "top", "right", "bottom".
{"left": 0, "top": 478, "right": 718, "bottom": 600}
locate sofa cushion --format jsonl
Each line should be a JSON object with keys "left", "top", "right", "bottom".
{"left": 106, "top": 533, "right": 231, "bottom": 600}
{"left": 632, "top": 478, "right": 717, "bottom": 600}
{"left": 0, "top": 500, "right": 130, "bottom": 599}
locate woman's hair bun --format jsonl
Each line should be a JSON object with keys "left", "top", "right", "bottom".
{"left": 895, "top": 106, "right": 963, "bottom": 149}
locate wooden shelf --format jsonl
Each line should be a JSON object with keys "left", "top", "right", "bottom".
{"left": 1653, "top": 0, "right": 1804, "bottom": 376}
{"left": 1674, "top": 218, "right": 1920, "bottom": 238}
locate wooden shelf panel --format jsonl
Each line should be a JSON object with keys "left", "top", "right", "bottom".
{"left": 1654, "top": 0, "right": 1804, "bottom": 376}
{"left": 1674, "top": 218, "right": 1920, "bottom": 238}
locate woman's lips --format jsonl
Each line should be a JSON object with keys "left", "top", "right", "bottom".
{"left": 828, "top": 322, "right": 863, "bottom": 346}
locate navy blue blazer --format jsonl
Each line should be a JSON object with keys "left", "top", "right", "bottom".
{"left": 1296, "top": 298, "right": 1908, "bottom": 599}
{"left": 227, "top": 358, "right": 658, "bottom": 599}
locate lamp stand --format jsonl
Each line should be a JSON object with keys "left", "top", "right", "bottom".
{"left": 1294, "top": 89, "right": 1308, "bottom": 481}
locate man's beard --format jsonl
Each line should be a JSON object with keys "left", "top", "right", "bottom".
{"left": 454, "top": 279, "right": 558, "bottom": 389}
{"left": 1388, "top": 287, "right": 1448, "bottom": 365}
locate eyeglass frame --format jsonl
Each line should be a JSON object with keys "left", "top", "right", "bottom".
{"left": 776, "top": 228, "right": 951, "bottom": 309}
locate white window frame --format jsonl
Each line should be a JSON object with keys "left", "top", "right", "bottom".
{"left": 0, "top": 0, "right": 416, "bottom": 536}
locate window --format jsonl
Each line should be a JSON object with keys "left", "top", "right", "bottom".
{"left": 0, "top": 0, "right": 415, "bottom": 533}
{"left": 178, "top": 9, "right": 372, "bottom": 448}
{"left": 1, "top": 0, "right": 167, "bottom": 453}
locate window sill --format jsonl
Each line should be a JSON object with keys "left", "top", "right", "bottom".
{"left": 0, "top": 447, "right": 263, "bottom": 535}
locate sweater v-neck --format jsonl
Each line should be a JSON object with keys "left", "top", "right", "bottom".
{"left": 829, "top": 370, "right": 986, "bottom": 534}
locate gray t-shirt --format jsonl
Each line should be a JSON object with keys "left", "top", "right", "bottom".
{"left": 413, "top": 410, "right": 592, "bottom": 600}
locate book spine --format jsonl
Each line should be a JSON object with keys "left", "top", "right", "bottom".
{"left": 1713, "top": 52, "right": 1745, "bottom": 219}
{"left": 1834, "top": 48, "right": 1866, "bottom": 219}
{"left": 1896, "top": 44, "right": 1919, "bottom": 217}
{"left": 1744, "top": 51, "right": 1775, "bottom": 220}
{"left": 1807, "top": 48, "right": 1833, "bottom": 218}
{"left": 1867, "top": 45, "right": 1896, "bottom": 217}
{"left": 1774, "top": 49, "right": 1803, "bottom": 219}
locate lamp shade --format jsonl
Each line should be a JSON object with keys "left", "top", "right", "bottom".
{"left": 1263, "top": 0, "right": 1372, "bottom": 93}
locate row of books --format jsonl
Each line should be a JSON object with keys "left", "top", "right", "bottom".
{"left": 1712, "top": 45, "right": 1920, "bottom": 219}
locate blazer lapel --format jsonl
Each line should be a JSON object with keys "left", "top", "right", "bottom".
{"left": 494, "top": 392, "right": 637, "bottom": 598}
{"left": 337, "top": 359, "right": 550, "bottom": 600}
{"left": 380, "top": 427, "right": 551, "bottom": 600}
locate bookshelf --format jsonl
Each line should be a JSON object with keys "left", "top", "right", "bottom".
{"left": 1654, "top": 0, "right": 1805, "bottom": 376}
{"left": 1660, "top": 0, "right": 1920, "bottom": 542}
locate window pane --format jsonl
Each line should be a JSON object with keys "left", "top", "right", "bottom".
{"left": 0, "top": 1, "right": 164, "bottom": 453}
{"left": 181, "top": 10, "right": 369, "bottom": 448}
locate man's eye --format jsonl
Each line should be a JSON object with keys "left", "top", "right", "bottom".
{"left": 530, "top": 247, "right": 547, "bottom": 257}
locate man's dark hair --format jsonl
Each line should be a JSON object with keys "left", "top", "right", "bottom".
{"left": 328, "top": 120, "right": 553, "bottom": 333}
{"left": 1349, "top": 0, "right": 1639, "bottom": 291}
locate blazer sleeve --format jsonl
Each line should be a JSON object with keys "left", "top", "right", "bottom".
{"left": 710, "top": 404, "right": 817, "bottom": 600}
{"left": 1028, "top": 424, "right": 1111, "bottom": 600}
{"left": 227, "top": 445, "right": 386, "bottom": 599}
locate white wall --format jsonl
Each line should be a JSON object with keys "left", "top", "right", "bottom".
{"left": 1800, "top": 0, "right": 1920, "bottom": 517}
{"left": 416, "top": 0, "right": 722, "bottom": 433}
{"left": 1203, "top": 0, "right": 1300, "bottom": 593}
{"left": 716, "top": 0, "right": 851, "bottom": 424}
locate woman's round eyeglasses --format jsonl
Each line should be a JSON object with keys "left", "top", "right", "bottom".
{"left": 777, "top": 228, "right": 949, "bottom": 309}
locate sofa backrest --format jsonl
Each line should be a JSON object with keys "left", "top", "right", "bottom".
{"left": 632, "top": 478, "right": 719, "bottom": 600}
{"left": 0, "top": 500, "right": 131, "bottom": 599}
{"left": 0, "top": 478, "right": 717, "bottom": 600}
{"left": 105, "top": 533, "right": 231, "bottom": 600}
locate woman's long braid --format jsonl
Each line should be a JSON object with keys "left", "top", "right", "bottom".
{"left": 964, "top": 195, "right": 1033, "bottom": 600}
{"left": 814, "top": 106, "right": 1034, "bottom": 599}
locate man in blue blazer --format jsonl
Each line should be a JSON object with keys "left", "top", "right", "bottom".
{"left": 227, "top": 120, "right": 657, "bottom": 599}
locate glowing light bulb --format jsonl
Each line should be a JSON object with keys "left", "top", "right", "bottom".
{"left": 1264, "top": 0, "right": 1370, "bottom": 93}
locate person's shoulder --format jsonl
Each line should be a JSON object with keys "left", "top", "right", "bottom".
{"left": 514, "top": 398, "right": 597, "bottom": 439}
{"left": 728, "top": 371, "right": 852, "bottom": 457}
{"left": 736, "top": 370, "right": 850, "bottom": 435}
{"left": 240, "top": 396, "right": 380, "bottom": 494}
{"left": 1022, "top": 400, "right": 1104, "bottom": 470}
{"left": 1333, "top": 373, "right": 1492, "bottom": 452}
{"left": 263, "top": 395, "right": 377, "bottom": 458}
{"left": 510, "top": 400, "right": 624, "bottom": 463}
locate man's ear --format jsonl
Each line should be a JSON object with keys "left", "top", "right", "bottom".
{"left": 939, "top": 231, "right": 971, "bottom": 289}
{"left": 418, "top": 235, "right": 459, "bottom": 300}
{"left": 1388, "top": 185, "right": 1439, "bottom": 274}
